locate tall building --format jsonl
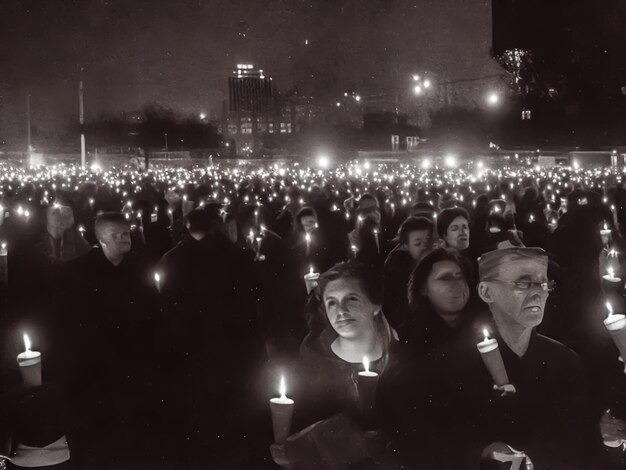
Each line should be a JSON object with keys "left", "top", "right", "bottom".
{"left": 225, "top": 64, "right": 295, "bottom": 152}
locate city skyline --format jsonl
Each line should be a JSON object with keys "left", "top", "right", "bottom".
{"left": 1, "top": 1, "right": 499, "bottom": 134}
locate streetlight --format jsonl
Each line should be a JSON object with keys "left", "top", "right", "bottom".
{"left": 413, "top": 85, "right": 423, "bottom": 95}
{"left": 423, "top": 79, "right": 431, "bottom": 89}
{"left": 444, "top": 154, "right": 458, "bottom": 168}
{"left": 317, "top": 154, "right": 331, "bottom": 169}
{"left": 355, "top": 95, "right": 362, "bottom": 102}
{"left": 164, "top": 132, "right": 169, "bottom": 160}
{"left": 199, "top": 112, "right": 206, "bottom": 120}
{"left": 487, "top": 92, "right": 500, "bottom": 106}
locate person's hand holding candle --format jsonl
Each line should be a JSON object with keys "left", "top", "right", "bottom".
{"left": 303, "top": 266, "right": 320, "bottom": 295}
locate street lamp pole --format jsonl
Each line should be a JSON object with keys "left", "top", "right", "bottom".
{"left": 164, "top": 132, "right": 169, "bottom": 160}
{"left": 79, "top": 67, "right": 86, "bottom": 168}
{"left": 26, "top": 93, "right": 31, "bottom": 156}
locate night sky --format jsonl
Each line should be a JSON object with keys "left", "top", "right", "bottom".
{"left": 1, "top": 0, "right": 501, "bottom": 133}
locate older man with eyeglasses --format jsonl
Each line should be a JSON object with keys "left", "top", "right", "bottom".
{"left": 389, "top": 247, "right": 600, "bottom": 469}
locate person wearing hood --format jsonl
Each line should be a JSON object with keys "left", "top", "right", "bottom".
{"left": 383, "top": 217, "right": 435, "bottom": 328}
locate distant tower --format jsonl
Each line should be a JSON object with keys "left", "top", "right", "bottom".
{"left": 227, "top": 64, "right": 275, "bottom": 151}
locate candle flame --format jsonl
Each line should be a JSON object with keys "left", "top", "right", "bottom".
{"left": 606, "top": 301, "right": 613, "bottom": 317}
{"left": 23, "top": 333, "right": 31, "bottom": 351}
{"left": 482, "top": 328, "right": 490, "bottom": 341}
{"left": 1, "top": 242, "right": 6, "bottom": 250}
{"left": 363, "top": 356, "right": 370, "bottom": 373}
{"left": 305, "top": 233, "right": 311, "bottom": 242}
{"left": 309, "top": 266, "right": 314, "bottom": 275}
{"left": 608, "top": 267, "right": 615, "bottom": 278}
{"left": 604, "top": 223, "right": 609, "bottom": 231}
{"left": 154, "top": 272, "right": 161, "bottom": 283}
{"left": 279, "top": 375, "right": 287, "bottom": 399}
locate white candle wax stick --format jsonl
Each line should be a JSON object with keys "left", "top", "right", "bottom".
{"left": 357, "top": 356, "right": 379, "bottom": 422}
{"left": 269, "top": 376, "right": 294, "bottom": 444}
{"left": 603, "top": 303, "right": 626, "bottom": 371}
{"left": 477, "top": 329, "right": 509, "bottom": 387}
{"left": 17, "top": 334, "right": 42, "bottom": 387}
{"left": 0, "top": 242, "right": 7, "bottom": 287}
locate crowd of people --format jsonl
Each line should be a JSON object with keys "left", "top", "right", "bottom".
{"left": 0, "top": 160, "right": 625, "bottom": 469}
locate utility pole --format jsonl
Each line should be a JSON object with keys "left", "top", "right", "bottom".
{"left": 79, "top": 67, "right": 86, "bottom": 168}
{"left": 26, "top": 94, "right": 31, "bottom": 155}
{"left": 164, "top": 132, "right": 168, "bottom": 160}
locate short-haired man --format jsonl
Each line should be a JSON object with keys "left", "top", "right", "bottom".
{"left": 60, "top": 212, "right": 158, "bottom": 469}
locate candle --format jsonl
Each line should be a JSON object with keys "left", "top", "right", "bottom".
{"left": 154, "top": 272, "right": 161, "bottom": 292}
{"left": 357, "top": 356, "right": 379, "bottom": 425}
{"left": 373, "top": 228, "right": 380, "bottom": 254}
{"left": 351, "top": 244, "right": 358, "bottom": 260}
{"left": 305, "top": 232, "right": 311, "bottom": 257}
{"left": 602, "top": 266, "right": 622, "bottom": 288}
{"left": 603, "top": 302, "right": 626, "bottom": 372}
{"left": 269, "top": 375, "right": 294, "bottom": 444}
{"left": 78, "top": 226, "right": 86, "bottom": 238}
{"left": 303, "top": 266, "right": 320, "bottom": 295}
{"left": 0, "top": 241, "right": 7, "bottom": 287}
{"left": 477, "top": 329, "right": 510, "bottom": 387}
{"left": 16, "top": 333, "right": 42, "bottom": 387}
{"left": 601, "top": 223, "right": 612, "bottom": 246}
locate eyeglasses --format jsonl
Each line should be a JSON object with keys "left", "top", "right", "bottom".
{"left": 483, "top": 279, "right": 556, "bottom": 292}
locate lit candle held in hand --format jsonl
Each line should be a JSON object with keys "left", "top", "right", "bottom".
{"left": 373, "top": 228, "right": 380, "bottom": 254}
{"left": 17, "top": 333, "right": 42, "bottom": 387}
{"left": 303, "top": 266, "right": 320, "bottom": 295}
{"left": 601, "top": 223, "right": 612, "bottom": 246}
{"left": 477, "top": 329, "right": 510, "bottom": 387}
{"left": 357, "top": 356, "right": 379, "bottom": 423}
{"left": 154, "top": 272, "right": 161, "bottom": 292}
{"left": 603, "top": 302, "right": 626, "bottom": 372}
{"left": 0, "top": 241, "right": 7, "bottom": 287}
{"left": 269, "top": 375, "right": 294, "bottom": 444}
{"left": 305, "top": 232, "right": 311, "bottom": 257}
{"left": 602, "top": 266, "right": 622, "bottom": 291}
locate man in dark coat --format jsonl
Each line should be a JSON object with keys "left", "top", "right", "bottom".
{"left": 384, "top": 247, "right": 599, "bottom": 469}
{"left": 59, "top": 212, "right": 160, "bottom": 470}
{"left": 157, "top": 209, "right": 269, "bottom": 469}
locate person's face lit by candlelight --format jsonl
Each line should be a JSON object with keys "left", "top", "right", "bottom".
{"left": 479, "top": 256, "right": 551, "bottom": 329}
{"left": 422, "top": 260, "right": 469, "bottom": 326}
{"left": 96, "top": 219, "right": 131, "bottom": 264}
{"left": 322, "top": 277, "right": 380, "bottom": 341}
{"left": 405, "top": 230, "right": 433, "bottom": 261}
{"left": 444, "top": 216, "right": 469, "bottom": 251}
{"left": 300, "top": 215, "right": 317, "bottom": 233}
